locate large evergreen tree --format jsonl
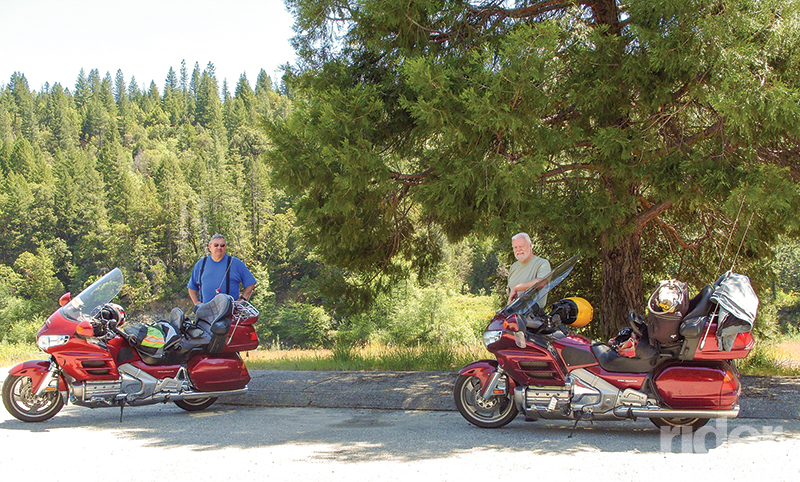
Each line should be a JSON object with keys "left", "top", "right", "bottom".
{"left": 269, "top": 0, "right": 800, "bottom": 336}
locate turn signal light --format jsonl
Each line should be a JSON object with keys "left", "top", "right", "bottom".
{"left": 503, "top": 315, "right": 519, "bottom": 332}
{"left": 76, "top": 320, "right": 95, "bottom": 338}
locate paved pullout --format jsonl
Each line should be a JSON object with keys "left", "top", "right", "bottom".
{"left": 223, "top": 370, "right": 800, "bottom": 420}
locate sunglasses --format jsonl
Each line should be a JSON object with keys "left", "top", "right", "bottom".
{"left": 213, "top": 243, "right": 227, "bottom": 248}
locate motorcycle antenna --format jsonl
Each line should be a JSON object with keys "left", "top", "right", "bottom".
{"left": 715, "top": 196, "right": 746, "bottom": 278}
{"left": 729, "top": 211, "right": 754, "bottom": 273}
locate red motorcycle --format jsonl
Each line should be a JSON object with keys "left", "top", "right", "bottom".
{"left": 2, "top": 268, "right": 259, "bottom": 422}
{"left": 455, "top": 254, "right": 757, "bottom": 433}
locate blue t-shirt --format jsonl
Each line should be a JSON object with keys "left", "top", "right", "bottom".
{"left": 187, "top": 255, "right": 257, "bottom": 303}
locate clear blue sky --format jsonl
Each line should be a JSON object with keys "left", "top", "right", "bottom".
{"left": 0, "top": 0, "right": 297, "bottom": 92}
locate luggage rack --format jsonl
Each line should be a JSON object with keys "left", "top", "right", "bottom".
{"left": 227, "top": 300, "right": 260, "bottom": 347}
{"left": 232, "top": 300, "right": 259, "bottom": 325}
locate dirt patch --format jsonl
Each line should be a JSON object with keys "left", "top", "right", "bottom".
{"left": 773, "top": 341, "right": 800, "bottom": 370}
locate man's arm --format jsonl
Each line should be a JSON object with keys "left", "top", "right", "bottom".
{"left": 240, "top": 284, "right": 255, "bottom": 302}
{"left": 508, "top": 276, "right": 546, "bottom": 304}
{"left": 188, "top": 288, "right": 201, "bottom": 306}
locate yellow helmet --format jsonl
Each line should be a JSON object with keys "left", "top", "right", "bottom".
{"left": 550, "top": 297, "right": 593, "bottom": 328}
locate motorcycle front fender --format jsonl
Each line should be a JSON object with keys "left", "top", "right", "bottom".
{"left": 7, "top": 360, "right": 67, "bottom": 392}
{"left": 458, "top": 359, "right": 512, "bottom": 397}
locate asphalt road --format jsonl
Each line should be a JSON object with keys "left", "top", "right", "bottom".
{"left": 2, "top": 399, "right": 799, "bottom": 481}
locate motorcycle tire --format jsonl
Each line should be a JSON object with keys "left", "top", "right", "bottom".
{"left": 454, "top": 374, "right": 518, "bottom": 428}
{"left": 650, "top": 416, "right": 710, "bottom": 433}
{"left": 174, "top": 397, "right": 218, "bottom": 412}
{"left": 2, "top": 374, "right": 64, "bottom": 423}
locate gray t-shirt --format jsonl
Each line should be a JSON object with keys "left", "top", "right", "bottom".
{"left": 508, "top": 256, "right": 551, "bottom": 308}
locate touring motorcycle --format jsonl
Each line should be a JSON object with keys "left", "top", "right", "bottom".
{"left": 2, "top": 268, "right": 259, "bottom": 422}
{"left": 455, "top": 254, "right": 757, "bottom": 433}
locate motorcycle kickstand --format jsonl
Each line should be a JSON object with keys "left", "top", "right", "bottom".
{"left": 568, "top": 411, "right": 588, "bottom": 439}
{"left": 118, "top": 400, "right": 125, "bottom": 423}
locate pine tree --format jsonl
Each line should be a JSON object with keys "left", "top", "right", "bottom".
{"left": 7, "top": 73, "right": 38, "bottom": 141}
{"left": 272, "top": 0, "right": 800, "bottom": 336}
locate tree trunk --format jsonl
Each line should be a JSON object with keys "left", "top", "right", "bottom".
{"left": 598, "top": 230, "right": 644, "bottom": 339}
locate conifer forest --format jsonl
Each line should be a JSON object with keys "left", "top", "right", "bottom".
{"left": 3, "top": 0, "right": 800, "bottom": 349}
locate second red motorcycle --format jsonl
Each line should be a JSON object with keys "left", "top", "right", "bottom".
{"left": 455, "top": 254, "right": 757, "bottom": 433}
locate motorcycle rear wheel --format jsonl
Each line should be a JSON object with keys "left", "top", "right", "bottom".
{"left": 2, "top": 374, "right": 64, "bottom": 423}
{"left": 650, "top": 416, "right": 710, "bottom": 433}
{"left": 174, "top": 397, "right": 218, "bottom": 411}
{"left": 454, "top": 374, "right": 518, "bottom": 428}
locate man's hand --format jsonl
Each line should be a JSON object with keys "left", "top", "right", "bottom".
{"left": 508, "top": 290, "right": 518, "bottom": 304}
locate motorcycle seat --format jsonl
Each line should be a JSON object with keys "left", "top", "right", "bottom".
{"left": 591, "top": 342, "right": 659, "bottom": 373}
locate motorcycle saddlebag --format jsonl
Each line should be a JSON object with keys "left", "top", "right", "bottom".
{"left": 654, "top": 362, "right": 740, "bottom": 410}
{"left": 187, "top": 353, "right": 250, "bottom": 392}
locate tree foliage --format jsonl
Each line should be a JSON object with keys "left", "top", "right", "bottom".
{"left": 0, "top": 64, "right": 294, "bottom": 342}
{"left": 270, "top": 0, "right": 800, "bottom": 336}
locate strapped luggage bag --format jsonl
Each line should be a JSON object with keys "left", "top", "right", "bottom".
{"left": 646, "top": 279, "right": 689, "bottom": 346}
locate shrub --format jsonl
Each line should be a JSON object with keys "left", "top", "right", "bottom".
{"left": 268, "top": 301, "right": 333, "bottom": 348}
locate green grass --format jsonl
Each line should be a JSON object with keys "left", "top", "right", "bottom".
{"left": 4, "top": 338, "right": 799, "bottom": 376}
{"left": 0, "top": 342, "right": 43, "bottom": 369}
{"left": 242, "top": 343, "right": 489, "bottom": 371}
{"left": 738, "top": 342, "right": 800, "bottom": 376}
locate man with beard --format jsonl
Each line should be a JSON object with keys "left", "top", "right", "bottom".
{"left": 507, "top": 232, "right": 551, "bottom": 308}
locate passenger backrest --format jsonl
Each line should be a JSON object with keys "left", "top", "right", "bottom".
{"left": 194, "top": 293, "right": 233, "bottom": 324}
{"left": 679, "top": 285, "right": 714, "bottom": 338}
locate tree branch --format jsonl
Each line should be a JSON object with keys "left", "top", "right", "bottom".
{"left": 635, "top": 196, "right": 672, "bottom": 232}
{"left": 388, "top": 166, "right": 433, "bottom": 185}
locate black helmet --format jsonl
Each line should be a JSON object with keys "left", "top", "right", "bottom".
{"left": 100, "top": 302, "right": 126, "bottom": 326}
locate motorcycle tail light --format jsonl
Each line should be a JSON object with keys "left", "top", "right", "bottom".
{"left": 722, "top": 369, "right": 741, "bottom": 395}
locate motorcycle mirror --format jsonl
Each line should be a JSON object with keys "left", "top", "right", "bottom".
{"left": 513, "top": 331, "right": 526, "bottom": 348}
{"left": 59, "top": 292, "right": 71, "bottom": 307}
{"left": 76, "top": 320, "right": 95, "bottom": 338}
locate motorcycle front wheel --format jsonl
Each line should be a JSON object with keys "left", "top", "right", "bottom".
{"left": 454, "top": 374, "right": 518, "bottom": 428}
{"left": 2, "top": 374, "right": 64, "bottom": 423}
{"left": 650, "top": 416, "right": 710, "bottom": 433}
{"left": 174, "top": 397, "right": 218, "bottom": 412}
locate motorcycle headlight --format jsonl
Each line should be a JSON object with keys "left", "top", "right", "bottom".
{"left": 37, "top": 335, "right": 70, "bottom": 351}
{"left": 483, "top": 330, "right": 503, "bottom": 347}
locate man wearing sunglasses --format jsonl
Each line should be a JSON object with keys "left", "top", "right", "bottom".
{"left": 187, "top": 234, "right": 257, "bottom": 306}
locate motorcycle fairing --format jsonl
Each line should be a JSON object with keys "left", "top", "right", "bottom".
{"left": 551, "top": 335, "right": 597, "bottom": 368}
{"left": 583, "top": 365, "right": 649, "bottom": 391}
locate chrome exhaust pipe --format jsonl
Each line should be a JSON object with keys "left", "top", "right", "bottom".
{"left": 168, "top": 387, "right": 248, "bottom": 401}
{"left": 614, "top": 405, "right": 740, "bottom": 419}
{"left": 123, "top": 387, "right": 249, "bottom": 406}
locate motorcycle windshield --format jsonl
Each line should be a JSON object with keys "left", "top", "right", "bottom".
{"left": 503, "top": 253, "right": 581, "bottom": 316}
{"left": 60, "top": 268, "right": 124, "bottom": 322}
